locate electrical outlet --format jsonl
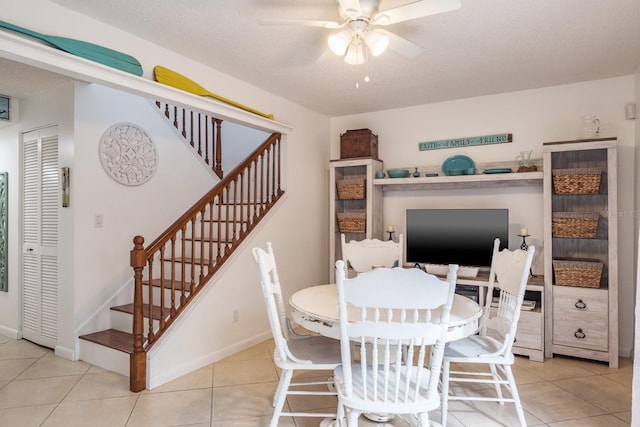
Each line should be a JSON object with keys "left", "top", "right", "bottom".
{"left": 94, "top": 213, "right": 103, "bottom": 228}
{"left": 233, "top": 309, "right": 239, "bottom": 323}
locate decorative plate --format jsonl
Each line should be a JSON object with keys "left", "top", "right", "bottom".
{"left": 483, "top": 168, "right": 513, "bottom": 174}
{"left": 99, "top": 123, "right": 158, "bottom": 186}
{"left": 442, "top": 155, "right": 475, "bottom": 176}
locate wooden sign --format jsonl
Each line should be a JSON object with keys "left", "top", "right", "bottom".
{"left": 419, "top": 133, "right": 512, "bottom": 151}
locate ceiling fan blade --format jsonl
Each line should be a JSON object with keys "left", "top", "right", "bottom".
{"left": 377, "top": 29, "right": 424, "bottom": 58}
{"left": 337, "top": 0, "right": 362, "bottom": 18}
{"left": 373, "top": 0, "right": 461, "bottom": 25}
{"left": 257, "top": 17, "right": 343, "bottom": 29}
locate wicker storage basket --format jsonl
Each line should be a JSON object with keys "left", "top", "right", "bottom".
{"left": 553, "top": 260, "right": 603, "bottom": 288}
{"left": 337, "top": 176, "right": 366, "bottom": 200}
{"left": 337, "top": 212, "right": 366, "bottom": 233}
{"left": 552, "top": 167, "right": 602, "bottom": 194}
{"left": 552, "top": 212, "right": 599, "bottom": 238}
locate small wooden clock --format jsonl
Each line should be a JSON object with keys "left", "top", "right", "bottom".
{"left": 0, "top": 95, "right": 9, "bottom": 121}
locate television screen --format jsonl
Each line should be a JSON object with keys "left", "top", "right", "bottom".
{"left": 406, "top": 209, "right": 508, "bottom": 268}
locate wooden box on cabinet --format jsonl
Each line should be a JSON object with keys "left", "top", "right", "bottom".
{"left": 340, "top": 129, "right": 378, "bottom": 159}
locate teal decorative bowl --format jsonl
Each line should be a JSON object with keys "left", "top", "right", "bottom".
{"left": 387, "top": 169, "right": 410, "bottom": 178}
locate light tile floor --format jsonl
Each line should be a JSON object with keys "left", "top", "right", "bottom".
{"left": 0, "top": 334, "right": 633, "bottom": 426}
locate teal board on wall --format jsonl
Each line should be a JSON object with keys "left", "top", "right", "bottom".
{"left": 419, "top": 133, "right": 512, "bottom": 151}
{"left": 0, "top": 172, "right": 7, "bottom": 292}
{"left": 0, "top": 20, "right": 143, "bottom": 76}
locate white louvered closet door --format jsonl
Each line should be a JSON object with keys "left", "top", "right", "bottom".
{"left": 21, "top": 126, "right": 59, "bottom": 348}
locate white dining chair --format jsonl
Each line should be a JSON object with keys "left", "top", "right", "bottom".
{"left": 333, "top": 260, "right": 458, "bottom": 426}
{"left": 252, "top": 242, "right": 341, "bottom": 427}
{"left": 340, "top": 233, "right": 404, "bottom": 277}
{"left": 440, "top": 238, "right": 535, "bottom": 427}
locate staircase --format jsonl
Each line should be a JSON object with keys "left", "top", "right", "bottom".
{"left": 79, "top": 106, "right": 284, "bottom": 391}
{"left": 155, "top": 101, "right": 224, "bottom": 179}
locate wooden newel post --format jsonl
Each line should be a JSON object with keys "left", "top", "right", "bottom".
{"left": 130, "top": 235, "right": 146, "bottom": 392}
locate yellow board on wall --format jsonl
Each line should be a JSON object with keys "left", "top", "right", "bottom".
{"left": 153, "top": 66, "right": 274, "bottom": 120}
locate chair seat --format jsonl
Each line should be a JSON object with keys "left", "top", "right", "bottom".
{"left": 444, "top": 334, "right": 514, "bottom": 364}
{"left": 284, "top": 335, "right": 342, "bottom": 366}
{"left": 334, "top": 364, "right": 440, "bottom": 414}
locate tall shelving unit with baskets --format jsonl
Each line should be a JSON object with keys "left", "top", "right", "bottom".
{"left": 329, "top": 158, "right": 384, "bottom": 282}
{"left": 542, "top": 137, "right": 618, "bottom": 368}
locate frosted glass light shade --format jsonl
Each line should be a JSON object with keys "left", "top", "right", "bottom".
{"left": 365, "top": 31, "right": 389, "bottom": 56}
{"left": 328, "top": 31, "right": 352, "bottom": 56}
{"left": 344, "top": 43, "right": 364, "bottom": 65}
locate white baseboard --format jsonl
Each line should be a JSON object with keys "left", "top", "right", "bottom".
{"left": 55, "top": 344, "right": 75, "bottom": 361}
{"left": 147, "top": 331, "right": 272, "bottom": 390}
{"left": 0, "top": 325, "right": 21, "bottom": 340}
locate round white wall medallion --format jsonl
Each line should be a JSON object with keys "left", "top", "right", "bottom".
{"left": 99, "top": 123, "right": 158, "bottom": 186}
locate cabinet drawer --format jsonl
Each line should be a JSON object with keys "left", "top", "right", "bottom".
{"left": 514, "top": 311, "right": 542, "bottom": 350}
{"left": 553, "top": 286, "right": 608, "bottom": 351}
{"left": 488, "top": 308, "right": 542, "bottom": 351}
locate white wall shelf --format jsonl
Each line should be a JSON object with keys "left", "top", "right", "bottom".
{"left": 373, "top": 161, "right": 543, "bottom": 191}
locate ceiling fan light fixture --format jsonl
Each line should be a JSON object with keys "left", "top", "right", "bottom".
{"left": 344, "top": 42, "right": 365, "bottom": 65}
{"left": 328, "top": 31, "right": 352, "bottom": 56}
{"left": 365, "top": 31, "right": 389, "bottom": 56}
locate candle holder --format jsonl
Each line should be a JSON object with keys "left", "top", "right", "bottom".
{"left": 518, "top": 234, "right": 537, "bottom": 277}
{"left": 387, "top": 230, "right": 395, "bottom": 241}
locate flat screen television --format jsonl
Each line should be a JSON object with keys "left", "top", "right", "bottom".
{"left": 406, "top": 208, "right": 508, "bottom": 268}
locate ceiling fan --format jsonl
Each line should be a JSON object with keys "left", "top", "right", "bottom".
{"left": 258, "top": 0, "right": 461, "bottom": 65}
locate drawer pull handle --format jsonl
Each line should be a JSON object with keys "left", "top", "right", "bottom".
{"left": 575, "top": 299, "right": 587, "bottom": 310}
{"left": 574, "top": 328, "right": 586, "bottom": 339}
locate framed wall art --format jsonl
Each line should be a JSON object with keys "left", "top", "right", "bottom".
{"left": 0, "top": 95, "right": 10, "bottom": 121}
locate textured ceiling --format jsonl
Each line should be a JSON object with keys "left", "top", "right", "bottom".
{"left": 4, "top": 0, "right": 640, "bottom": 116}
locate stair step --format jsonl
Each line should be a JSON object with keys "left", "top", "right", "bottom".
{"left": 111, "top": 303, "right": 170, "bottom": 320}
{"left": 79, "top": 329, "right": 134, "bottom": 354}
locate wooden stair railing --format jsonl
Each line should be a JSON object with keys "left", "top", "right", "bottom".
{"left": 156, "top": 101, "right": 224, "bottom": 179}
{"left": 129, "top": 132, "right": 283, "bottom": 391}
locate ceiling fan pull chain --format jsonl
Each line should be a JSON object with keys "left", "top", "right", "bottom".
{"left": 364, "top": 48, "right": 370, "bottom": 83}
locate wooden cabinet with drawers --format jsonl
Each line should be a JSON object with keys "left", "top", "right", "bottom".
{"left": 542, "top": 137, "right": 618, "bottom": 367}
{"left": 552, "top": 286, "right": 608, "bottom": 352}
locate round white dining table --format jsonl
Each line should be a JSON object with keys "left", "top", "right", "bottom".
{"left": 290, "top": 283, "right": 483, "bottom": 425}
{"left": 289, "top": 284, "right": 483, "bottom": 342}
